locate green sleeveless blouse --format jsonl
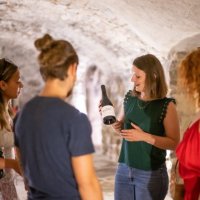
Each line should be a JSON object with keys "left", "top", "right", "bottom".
{"left": 118, "top": 90, "right": 176, "bottom": 170}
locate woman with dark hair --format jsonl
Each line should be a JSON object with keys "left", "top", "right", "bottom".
{"left": 0, "top": 58, "right": 23, "bottom": 199}
{"left": 100, "top": 54, "right": 180, "bottom": 200}
{"left": 176, "top": 48, "right": 200, "bottom": 200}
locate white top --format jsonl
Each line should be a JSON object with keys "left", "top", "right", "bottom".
{"left": 0, "top": 114, "right": 16, "bottom": 183}
{"left": 0, "top": 110, "right": 15, "bottom": 157}
{"left": 0, "top": 128, "right": 14, "bottom": 148}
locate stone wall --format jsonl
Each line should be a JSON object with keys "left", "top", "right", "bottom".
{"left": 168, "top": 49, "right": 199, "bottom": 197}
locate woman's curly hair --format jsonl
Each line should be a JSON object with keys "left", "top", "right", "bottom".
{"left": 178, "top": 48, "right": 200, "bottom": 107}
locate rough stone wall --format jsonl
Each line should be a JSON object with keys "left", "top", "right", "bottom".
{"left": 85, "top": 65, "right": 103, "bottom": 146}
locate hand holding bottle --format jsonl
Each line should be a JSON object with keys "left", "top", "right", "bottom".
{"left": 111, "top": 120, "right": 123, "bottom": 133}
{"left": 99, "top": 101, "right": 122, "bottom": 133}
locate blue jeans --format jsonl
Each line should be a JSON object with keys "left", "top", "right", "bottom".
{"left": 114, "top": 163, "right": 168, "bottom": 200}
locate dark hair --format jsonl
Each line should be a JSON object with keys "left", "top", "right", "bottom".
{"left": 0, "top": 58, "right": 18, "bottom": 129}
{"left": 178, "top": 48, "right": 200, "bottom": 107}
{"left": 0, "top": 58, "right": 18, "bottom": 81}
{"left": 132, "top": 54, "right": 168, "bottom": 100}
{"left": 34, "top": 34, "right": 79, "bottom": 81}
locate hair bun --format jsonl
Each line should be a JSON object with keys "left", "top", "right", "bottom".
{"left": 34, "top": 34, "right": 54, "bottom": 51}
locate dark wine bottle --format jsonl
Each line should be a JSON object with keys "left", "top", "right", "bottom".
{"left": 101, "top": 85, "right": 116, "bottom": 125}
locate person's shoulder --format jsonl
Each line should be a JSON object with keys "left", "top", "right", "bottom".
{"left": 23, "top": 95, "right": 44, "bottom": 105}
{"left": 165, "top": 97, "right": 176, "bottom": 104}
{"left": 155, "top": 97, "right": 176, "bottom": 104}
{"left": 188, "top": 112, "right": 200, "bottom": 129}
{"left": 70, "top": 109, "right": 89, "bottom": 123}
{"left": 61, "top": 101, "right": 80, "bottom": 114}
{"left": 61, "top": 102, "right": 89, "bottom": 122}
{"left": 18, "top": 96, "right": 38, "bottom": 111}
{"left": 124, "top": 90, "right": 137, "bottom": 102}
{"left": 125, "top": 90, "right": 134, "bottom": 98}
{"left": 152, "top": 97, "right": 177, "bottom": 112}
{"left": 152, "top": 97, "right": 176, "bottom": 123}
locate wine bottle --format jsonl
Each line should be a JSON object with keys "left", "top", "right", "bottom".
{"left": 101, "top": 85, "right": 116, "bottom": 125}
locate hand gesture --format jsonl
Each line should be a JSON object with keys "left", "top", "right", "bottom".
{"left": 120, "top": 123, "right": 145, "bottom": 142}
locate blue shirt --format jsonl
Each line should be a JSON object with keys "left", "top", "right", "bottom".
{"left": 14, "top": 96, "right": 94, "bottom": 200}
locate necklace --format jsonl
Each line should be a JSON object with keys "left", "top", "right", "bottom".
{"left": 137, "top": 99, "right": 151, "bottom": 109}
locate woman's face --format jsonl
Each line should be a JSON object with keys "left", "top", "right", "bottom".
{"left": 131, "top": 65, "right": 146, "bottom": 93}
{"left": 2, "top": 69, "right": 23, "bottom": 100}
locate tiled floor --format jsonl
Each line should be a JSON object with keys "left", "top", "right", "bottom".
{"left": 14, "top": 151, "right": 173, "bottom": 200}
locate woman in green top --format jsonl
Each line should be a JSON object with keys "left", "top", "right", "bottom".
{"left": 112, "top": 54, "right": 180, "bottom": 200}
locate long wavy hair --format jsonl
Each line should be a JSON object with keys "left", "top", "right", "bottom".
{"left": 178, "top": 48, "right": 200, "bottom": 107}
{"left": 0, "top": 58, "right": 18, "bottom": 130}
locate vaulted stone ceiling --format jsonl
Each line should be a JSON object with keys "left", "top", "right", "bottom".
{"left": 0, "top": 0, "right": 200, "bottom": 105}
